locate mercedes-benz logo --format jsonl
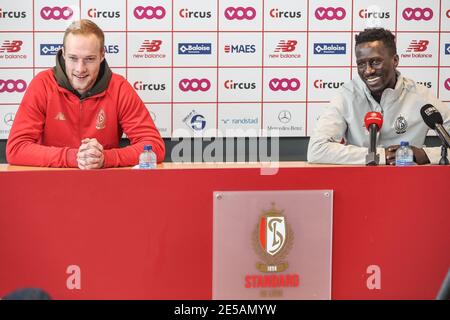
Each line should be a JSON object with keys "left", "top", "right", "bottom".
{"left": 4, "top": 112, "right": 15, "bottom": 127}
{"left": 278, "top": 110, "right": 292, "bottom": 124}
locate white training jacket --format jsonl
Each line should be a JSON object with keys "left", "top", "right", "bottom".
{"left": 307, "top": 73, "right": 450, "bottom": 164}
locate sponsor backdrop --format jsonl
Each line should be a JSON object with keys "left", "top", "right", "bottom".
{"left": 0, "top": 0, "right": 449, "bottom": 139}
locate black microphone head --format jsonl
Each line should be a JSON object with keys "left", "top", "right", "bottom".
{"left": 420, "top": 104, "right": 443, "bottom": 129}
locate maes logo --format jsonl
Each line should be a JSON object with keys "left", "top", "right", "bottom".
{"left": 224, "top": 44, "right": 255, "bottom": 53}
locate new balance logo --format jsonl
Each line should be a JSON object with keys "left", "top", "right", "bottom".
{"left": 275, "top": 40, "right": 297, "bottom": 53}
{"left": 138, "top": 40, "right": 162, "bottom": 53}
{"left": 0, "top": 40, "right": 22, "bottom": 53}
{"left": 406, "top": 40, "right": 429, "bottom": 52}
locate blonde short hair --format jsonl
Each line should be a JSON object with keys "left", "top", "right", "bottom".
{"left": 63, "top": 19, "right": 104, "bottom": 50}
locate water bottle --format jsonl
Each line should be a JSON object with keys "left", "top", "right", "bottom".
{"left": 139, "top": 145, "right": 157, "bottom": 169}
{"left": 395, "top": 141, "right": 414, "bottom": 166}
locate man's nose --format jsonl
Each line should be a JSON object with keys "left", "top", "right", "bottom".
{"left": 75, "top": 59, "right": 87, "bottom": 72}
{"left": 363, "top": 63, "right": 375, "bottom": 75}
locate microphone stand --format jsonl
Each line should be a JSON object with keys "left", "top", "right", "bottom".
{"left": 439, "top": 144, "right": 449, "bottom": 165}
{"left": 366, "top": 125, "right": 379, "bottom": 166}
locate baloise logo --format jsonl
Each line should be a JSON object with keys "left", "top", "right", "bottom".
{"left": 179, "top": 78, "right": 211, "bottom": 92}
{"left": 224, "top": 7, "right": 256, "bottom": 20}
{"left": 40, "top": 6, "right": 73, "bottom": 20}
{"left": 315, "top": 7, "right": 346, "bottom": 20}
{"left": 0, "top": 79, "right": 27, "bottom": 92}
{"left": 133, "top": 6, "right": 166, "bottom": 19}
{"left": 269, "top": 78, "right": 300, "bottom": 91}
{"left": 402, "top": 7, "right": 433, "bottom": 21}
{"left": 40, "top": 44, "right": 63, "bottom": 55}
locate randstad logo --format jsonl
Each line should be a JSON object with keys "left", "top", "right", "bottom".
{"left": 0, "top": 79, "right": 27, "bottom": 93}
{"left": 178, "top": 43, "right": 211, "bottom": 55}
{"left": 269, "top": 78, "right": 300, "bottom": 91}
{"left": 402, "top": 7, "right": 433, "bottom": 21}
{"left": 359, "top": 9, "right": 390, "bottom": 19}
{"left": 179, "top": 78, "right": 211, "bottom": 92}
{"left": 269, "top": 8, "right": 302, "bottom": 19}
{"left": 0, "top": 8, "right": 26, "bottom": 19}
{"left": 221, "top": 117, "right": 258, "bottom": 125}
{"left": 40, "top": 44, "right": 62, "bottom": 55}
{"left": 224, "top": 7, "right": 256, "bottom": 20}
{"left": 314, "top": 79, "right": 344, "bottom": 89}
{"left": 224, "top": 44, "right": 256, "bottom": 54}
{"left": 40, "top": 6, "right": 73, "bottom": 20}
{"left": 224, "top": 80, "right": 256, "bottom": 90}
{"left": 87, "top": 8, "right": 120, "bottom": 19}
{"left": 133, "top": 81, "right": 166, "bottom": 91}
{"left": 315, "top": 7, "right": 346, "bottom": 20}
{"left": 133, "top": 6, "right": 166, "bottom": 19}
{"left": 179, "top": 9, "right": 212, "bottom": 19}
{"left": 314, "top": 43, "right": 346, "bottom": 54}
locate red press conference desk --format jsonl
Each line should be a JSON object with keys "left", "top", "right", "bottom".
{"left": 0, "top": 162, "right": 449, "bottom": 299}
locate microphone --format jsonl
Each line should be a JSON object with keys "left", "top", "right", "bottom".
{"left": 364, "top": 112, "right": 383, "bottom": 166}
{"left": 420, "top": 104, "right": 450, "bottom": 148}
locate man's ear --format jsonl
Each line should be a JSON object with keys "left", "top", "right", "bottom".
{"left": 393, "top": 54, "right": 399, "bottom": 68}
{"left": 100, "top": 48, "right": 105, "bottom": 62}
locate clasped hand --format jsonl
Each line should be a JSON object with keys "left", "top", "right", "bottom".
{"left": 77, "top": 138, "right": 104, "bottom": 169}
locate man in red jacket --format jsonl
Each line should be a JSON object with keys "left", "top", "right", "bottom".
{"left": 6, "top": 19, "right": 165, "bottom": 169}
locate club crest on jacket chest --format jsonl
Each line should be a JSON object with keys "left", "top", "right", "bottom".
{"left": 96, "top": 108, "right": 106, "bottom": 130}
{"left": 394, "top": 115, "right": 407, "bottom": 134}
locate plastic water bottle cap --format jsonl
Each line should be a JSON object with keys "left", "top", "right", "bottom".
{"left": 400, "top": 141, "right": 409, "bottom": 147}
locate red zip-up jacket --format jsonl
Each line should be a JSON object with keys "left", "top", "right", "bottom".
{"left": 6, "top": 58, "right": 165, "bottom": 168}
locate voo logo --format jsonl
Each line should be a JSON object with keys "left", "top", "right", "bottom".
{"left": 444, "top": 78, "right": 450, "bottom": 91}
{"left": 0, "top": 79, "right": 27, "bottom": 93}
{"left": 133, "top": 6, "right": 166, "bottom": 19}
{"left": 402, "top": 8, "right": 433, "bottom": 21}
{"left": 179, "top": 79, "right": 211, "bottom": 92}
{"left": 269, "top": 78, "right": 300, "bottom": 91}
{"left": 41, "top": 6, "right": 73, "bottom": 20}
{"left": 315, "top": 7, "right": 346, "bottom": 20}
{"left": 224, "top": 7, "right": 256, "bottom": 20}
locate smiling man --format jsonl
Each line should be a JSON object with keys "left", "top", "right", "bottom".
{"left": 6, "top": 19, "right": 164, "bottom": 168}
{"left": 307, "top": 28, "right": 450, "bottom": 165}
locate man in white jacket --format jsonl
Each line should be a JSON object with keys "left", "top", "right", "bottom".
{"left": 307, "top": 28, "right": 450, "bottom": 165}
